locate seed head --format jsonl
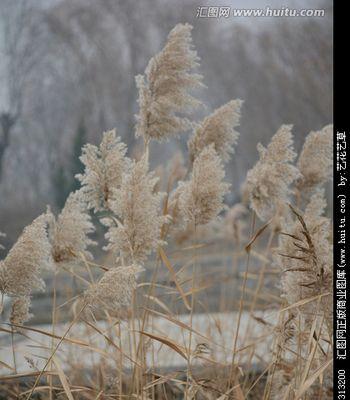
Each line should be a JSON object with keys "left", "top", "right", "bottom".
{"left": 85, "top": 265, "right": 143, "bottom": 317}
{"left": 10, "top": 296, "right": 32, "bottom": 328}
{"left": 175, "top": 145, "right": 230, "bottom": 226}
{"left": 244, "top": 125, "right": 300, "bottom": 220}
{"left": 102, "top": 155, "right": 169, "bottom": 264}
{"left": 76, "top": 129, "right": 130, "bottom": 212}
{"left": 47, "top": 192, "right": 96, "bottom": 264}
{"left": 0, "top": 214, "right": 52, "bottom": 297}
{"left": 135, "top": 23, "right": 203, "bottom": 142}
{"left": 188, "top": 99, "right": 242, "bottom": 163}
{"left": 297, "top": 124, "right": 333, "bottom": 193}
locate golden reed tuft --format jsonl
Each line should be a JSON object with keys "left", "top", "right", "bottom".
{"left": 47, "top": 191, "right": 96, "bottom": 264}
{"left": 0, "top": 214, "right": 52, "bottom": 297}
{"left": 244, "top": 124, "right": 300, "bottom": 220}
{"left": 135, "top": 23, "right": 203, "bottom": 142}
{"left": 84, "top": 265, "right": 143, "bottom": 316}
{"left": 297, "top": 124, "right": 333, "bottom": 194}
{"left": 175, "top": 145, "right": 230, "bottom": 227}
{"left": 102, "top": 154, "right": 169, "bottom": 264}
{"left": 188, "top": 99, "right": 242, "bottom": 163}
{"left": 76, "top": 129, "right": 130, "bottom": 212}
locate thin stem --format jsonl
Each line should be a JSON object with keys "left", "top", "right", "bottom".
{"left": 185, "top": 222, "right": 197, "bottom": 399}
{"left": 11, "top": 327, "right": 17, "bottom": 373}
{"left": 228, "top": 211, "right": 256, "bottom": 392}
{"left": 49, "top": 270, "right": 58, "bottom": 400}
{"left": 242, "top": 225, "right": 276, "bottom": 391}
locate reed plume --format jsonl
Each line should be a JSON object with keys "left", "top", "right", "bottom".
{"left": 0, "top": 214, "right": 52, "bottom": 297}
{"left": 102, "top": 155, "right": 169, "bottom": 264}
{"left": 10, "top": 296, "right": 32, "bottom": 328}
{"left": 135, "top": 23, "right": 203, "bottom": 142}
{"left": 85, "top": 265, "right": 143, "bottom": 316}
{"left": 297, "top": 124, "right": 333, "bottom": 194}
{"left": 174, "top": 145, "right": 229, "bottom": 227}
{"left": 244, "top": 125, "right": 300, "bottom": 220}
{"left": 271, "top": 190, "right": 333, "bottom": 399}
{"left": 76, "top": 129, "right": 130, "bottom": 212}
{"left": 188, "top": 99, "right": 242, "bottom": 163}
{"left": 277, "top": 189, "right": 332, "bottom": 329}
{"left": 47, "top": 191, "right": 96, "bottom": 264}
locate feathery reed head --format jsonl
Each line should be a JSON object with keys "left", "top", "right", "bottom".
{"left": 277, "top": 189, "right": 332, "bottom": 327}
{"left": 135, "top": 23, "right": 203, "bottom": 142}
{"left": 244, "top": 125, "right": 300, "bottom": 220}
{"left": 76, "top": 129, "right": 130, "bottom": 212}
{"left": 47, "top": 191, "right": 96, "bottom": 264}
{"left": 85, "top": 265, "right": 143, "bottom": 317}
{"left": 297, "top": 124, "right": 333, "bottom": 193}
{"left": 270, "top": 368, "right": 294, "bottom": 400}
{"left": 102, "top": 155, "right": 169, "bottom": 264}
{"left": 188, "top": 99, "right": 242, "bottom": 163}
{"left": 274, "top": 191, "right": 333, "bottom": 397}
{"left": 0, "top": 214, "right": 52, "bottom": 297}
{"left": 10, "top": 296, "right": 32, "bottom": 329}
{"left": 174, "top": 145, "right": 229, "bottom": 227}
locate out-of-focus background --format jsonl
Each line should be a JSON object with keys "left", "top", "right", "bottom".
{"left": 0, "top": 0, "right": 332, "bottom": 250}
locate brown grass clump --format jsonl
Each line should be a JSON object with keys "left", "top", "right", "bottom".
{"left": 278, "top": 190, "right": 333, "bottom": 330}
{"left": 268, "top": 192, "right": 333, "bottom": 399}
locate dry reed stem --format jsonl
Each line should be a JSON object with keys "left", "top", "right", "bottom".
{"left": 227, "top": 211, "right": 256, "bottom": 394}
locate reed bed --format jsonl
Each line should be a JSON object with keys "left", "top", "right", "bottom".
{"left": 0, "top": 23, "right": 333, "bottom": 399}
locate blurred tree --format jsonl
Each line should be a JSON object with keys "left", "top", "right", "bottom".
{"left": 0, "top": 0, "right": 44, "bottom": 178}
{"left": 71, "top": 120, "right": 87, "bottom": 192}
{"left": 53, "top": 165, "right": 70, "bottom": 210}
{"left": 0, "top": 113, "right": 15, "bottom": 178}
{"left": 53, "top": 120, "right": 86, "bottom": 209}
